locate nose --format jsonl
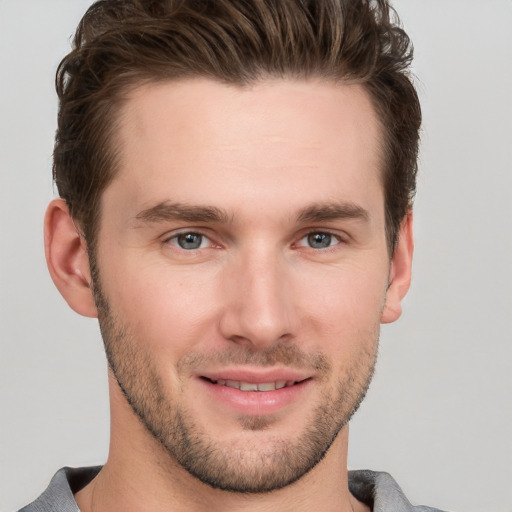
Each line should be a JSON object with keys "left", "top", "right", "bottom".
{"left": 218, "top": 249, "right": 297, "bottom": 349}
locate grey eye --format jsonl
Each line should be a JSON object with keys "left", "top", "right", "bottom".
{"left": 307, "top": 232, "right": 333, "bottom": 249}
{"left": 176, "top": 232, "right": 204, "bottom": 250}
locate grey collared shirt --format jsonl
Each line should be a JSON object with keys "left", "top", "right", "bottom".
{"left": 18, "top": 466, "right": 448, "bottom": 512}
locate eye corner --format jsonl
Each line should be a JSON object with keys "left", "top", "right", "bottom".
{"left": 296, "top": 230, "right": 346, "bottom": 251}
{"left": 163, "top": 231, "right": 212, "bottom": 251}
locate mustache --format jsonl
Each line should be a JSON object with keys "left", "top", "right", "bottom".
{"left": 177, "top": 343, "right": 331, "bottom": 375}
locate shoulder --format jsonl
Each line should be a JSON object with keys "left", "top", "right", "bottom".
{"left": 17, "top": 467, "right": 101, "bottom": 512}
{"left": 348, "top": 470, "right": 450, "bottom": 512}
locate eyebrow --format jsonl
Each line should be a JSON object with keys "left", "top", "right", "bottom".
{"left": 134, "top": 200, "right": 369, "bottom": 227}
{"left": 134, "top": 201, "right": 231, "bottom": 225}
{"left": 296, "top": 202, "right": 370, "bottom": 224}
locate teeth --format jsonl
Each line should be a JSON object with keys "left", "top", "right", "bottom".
{"left": 257, "top": 382, "right": 276, "bottom": 391}
{"left": 212, "top": 379, "right": 297, "bottom": 391}
{"left": 240, "top": 382, "right": 259, "bottom": 391}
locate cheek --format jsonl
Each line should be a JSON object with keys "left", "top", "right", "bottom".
{"left": 294, "top": 262, "right": 388, "bottom": 346}
{"left": 100, "top": 258, "right": 222, "bottom": 357}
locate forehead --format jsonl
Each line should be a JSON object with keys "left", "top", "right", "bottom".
{"left": 108, "top": 78, "right": 383, "bottom": 218}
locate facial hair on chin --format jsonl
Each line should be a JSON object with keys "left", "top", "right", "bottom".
{"left": 92, "top": 274, "right": 378, "bottom": 494}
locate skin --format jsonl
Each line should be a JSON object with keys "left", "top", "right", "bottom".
{"left": 45, "top": 78, "right": 413, "bottom": 512}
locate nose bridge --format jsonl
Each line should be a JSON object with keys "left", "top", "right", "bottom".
{"left": 220, "top": 244, "right": 295, "bottom": 348}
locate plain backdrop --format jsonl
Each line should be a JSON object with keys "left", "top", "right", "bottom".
{"left": 1, "top": 1, "right": 511, "bottom": 511}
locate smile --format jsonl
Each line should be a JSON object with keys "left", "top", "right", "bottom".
{"left": 199, "top": 375, "right": 313, "bottom": 414}
{"left": 206, "top": 378, "right": 301, "bottom": 392}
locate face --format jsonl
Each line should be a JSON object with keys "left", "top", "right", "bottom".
{"left": 91, "top": 79, "right": 402, "bottom": 492}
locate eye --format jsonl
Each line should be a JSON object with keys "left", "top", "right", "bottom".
{"left": 167, "top": 232, "right": 210, "bottom": 250}
{"left": 299, "top": 232, "right": 340, "bottom": 249}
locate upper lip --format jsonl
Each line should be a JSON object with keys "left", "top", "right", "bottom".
{"left": 198, "top": 368, "right": 312, "bottom": 385}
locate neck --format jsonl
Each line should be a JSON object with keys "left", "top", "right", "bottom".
{"left": 75, "top": 379, "right": 368, "bottom": 512}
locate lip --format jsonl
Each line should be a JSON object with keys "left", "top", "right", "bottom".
{"left": 196, "top": 368, "right": 313, "bottom": 416}
{"left": 200, "top": 368, "right": 311, "bottom": 384}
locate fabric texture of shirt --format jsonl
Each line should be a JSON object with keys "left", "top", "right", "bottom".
{"left": 18, "top": 466, "right": 448, "bottom": 512}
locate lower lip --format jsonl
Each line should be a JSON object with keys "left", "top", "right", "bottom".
{"left": 199, "top": 378, "right": 312, "bottom": 416}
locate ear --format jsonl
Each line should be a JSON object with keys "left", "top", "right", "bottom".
{"left": 44, "top": 198, "right": 98, "bottom": 318}
{"left": 380, "top": 211, "right": 414, "bottom": 324}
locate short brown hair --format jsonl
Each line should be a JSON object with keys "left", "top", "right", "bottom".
{"left": 54, "top": 0, "right": 421, "bottom": 255}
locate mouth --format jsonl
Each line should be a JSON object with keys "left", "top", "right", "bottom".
{"left": 201, "top": 377, "right": 307, "bottom": 392}
{"left": 198, "top": 373, "right": 313, "bottom": 415}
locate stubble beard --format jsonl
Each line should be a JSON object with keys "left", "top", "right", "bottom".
{"left": 92, "top": 275, "right": 379, "bottom": 494}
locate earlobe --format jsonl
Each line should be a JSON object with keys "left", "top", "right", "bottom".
{"left": 44, "top": 198, "right": 98, "bottom": 318}
{"left": 380, "top": 211, "right": 414, "bottom": 324}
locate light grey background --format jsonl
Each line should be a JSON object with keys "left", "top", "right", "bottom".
{"left": 1, "top": 1, "right": 511, "bottom": 511}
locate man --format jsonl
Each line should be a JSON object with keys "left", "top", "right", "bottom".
{"left": 18, "top": 0, "right": 445, "bottom": 511}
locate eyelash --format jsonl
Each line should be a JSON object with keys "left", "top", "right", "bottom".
{"left": 297, "top": 231, "right": 344, "bottom": 250}
{"left": 163, "top": 229, "right": 346, "bottom": 252}
{"left": 164, "top": 231, "right": 214, "bottom": 251}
